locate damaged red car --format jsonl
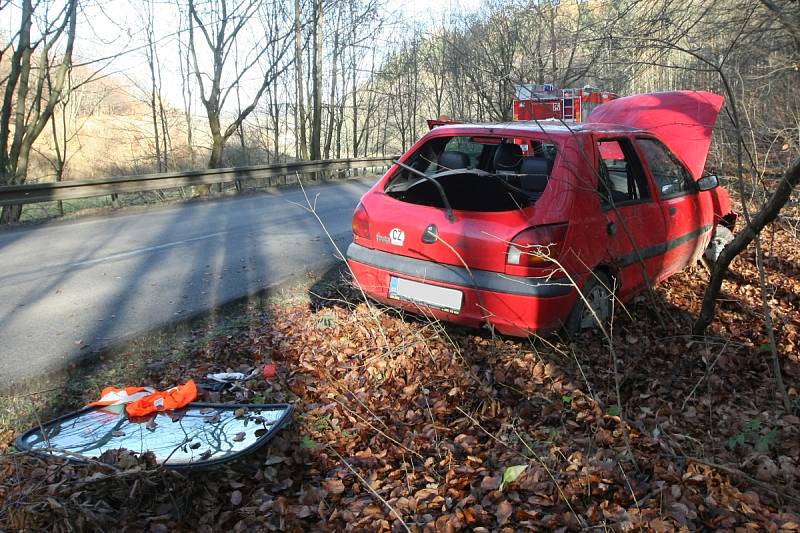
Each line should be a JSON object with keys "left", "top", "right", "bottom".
{"left": 347, "top": 91, "right": 736, "bottom": 336}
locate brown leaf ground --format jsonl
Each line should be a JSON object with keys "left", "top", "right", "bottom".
{"left": 1, "top": 222, "right": 799, "bottom": 532}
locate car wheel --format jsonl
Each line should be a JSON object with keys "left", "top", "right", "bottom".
{"left": 703, "top": 225, "right": 734, "bottom": 265}
{"left": 564, "top": 271, "right": 613, "bottom": 336}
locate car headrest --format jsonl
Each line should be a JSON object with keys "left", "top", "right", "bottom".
{"left": 518, "top": 157, "right": 550, "bottom": 193}
{"left": 437, "top": 150, "right": 470, "bottom": 171}
{"left": 493, "top": 142, "right": 523, "bottom": 172}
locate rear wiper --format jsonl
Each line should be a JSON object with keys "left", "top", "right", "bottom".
{"left": 393, "top": 160, "right": 456, "bottom": 222}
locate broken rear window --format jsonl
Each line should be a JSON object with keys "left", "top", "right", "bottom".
{"left": 385, "top": 136, "right": 558, "bottom": 212}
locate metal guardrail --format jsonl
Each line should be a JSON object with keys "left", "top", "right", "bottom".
{"left": 0, "top": 156, "right": 397, "bottom": 207}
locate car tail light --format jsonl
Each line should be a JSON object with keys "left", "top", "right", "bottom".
{"left": 507, "top": 224, "right": 568, "bottom": 267}
{"left": 352, "top": 202, "right": 370, "bottom": 240}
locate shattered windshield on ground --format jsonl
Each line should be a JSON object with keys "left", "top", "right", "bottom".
{"left": 16, "top": 403, "right": 293, "bottom": 468}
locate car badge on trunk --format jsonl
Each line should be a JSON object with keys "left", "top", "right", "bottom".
{"left": 422, "top": 224, "right": 438, "bottom": 244}
{"left": 390, "top": 228, "right": 405, "bottom": 246}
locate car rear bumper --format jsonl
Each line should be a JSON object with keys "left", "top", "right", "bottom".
{"left": 346, "top": 243, "right": 578, "bottom": 336}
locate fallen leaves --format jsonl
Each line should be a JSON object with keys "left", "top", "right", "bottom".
{"left": 2, "top": 222, "right": 800, "bottom": 530}
{"left": 500, "top": 464, "right": 527, "bottom": 491}
{"left": 323, "top": 478, "right": 345, "bottom": 494}
{"left": 496, "top": 500, "right": 513, "bottom": 526}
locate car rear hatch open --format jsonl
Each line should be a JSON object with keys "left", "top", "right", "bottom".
{"left": 587, "top": 90, "right": 724, "bottom": 180}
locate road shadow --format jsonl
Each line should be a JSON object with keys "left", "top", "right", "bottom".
{"left": 1, "top": 264, "right": 316, "bottom": 428}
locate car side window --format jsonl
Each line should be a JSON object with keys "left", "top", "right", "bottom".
{"left": 419, "top": 136, "right": 487, "bottom": 173}
{"left": 636, "top": 138, "right": 693, "bottom": 198}
{"left": 596, "top": 139, "right": 650, "bottom": 207}
{"left": 444, "top": 136, "right": 484, "bottom": 168}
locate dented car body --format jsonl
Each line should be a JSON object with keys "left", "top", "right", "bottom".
{"left": 347, "top": 91, "right": 735, "bottom": 336}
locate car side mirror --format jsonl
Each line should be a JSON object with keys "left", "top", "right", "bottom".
{"left": 696, "top": 174, "right": 719, "bottom": 191}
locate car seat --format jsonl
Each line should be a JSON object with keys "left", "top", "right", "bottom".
{"left": 518, "top": 157, "right": 550, "bottom": 195}
{"left": 493, "top": 142, "right": 523, "bottom": 173}
{"left": 598, "top": 160, "right": 631, "bottom": 204}
{"left": 437, "top": 150, "right": 471, "bottom": 172}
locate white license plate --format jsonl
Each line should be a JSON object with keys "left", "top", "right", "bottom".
{"left": 388, "top": 276, "right": 463, "bottom": 314}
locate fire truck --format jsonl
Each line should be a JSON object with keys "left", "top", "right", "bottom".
{"left": 512, "top": 83, "right": 619, "bottom": 123}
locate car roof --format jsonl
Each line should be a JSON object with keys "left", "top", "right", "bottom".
{"left": 429, "top": 121, "right": 643, "bottom": 137}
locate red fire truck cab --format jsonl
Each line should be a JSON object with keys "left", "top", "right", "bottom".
{"left": 512, "top": 84, "right": 619, "bottom": 123}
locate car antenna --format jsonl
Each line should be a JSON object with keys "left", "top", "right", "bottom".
{"left": 393, "top": 159, "right": 457, "bottom": 222}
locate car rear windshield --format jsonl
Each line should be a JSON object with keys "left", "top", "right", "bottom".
{"left": 384, "top": 135, "right": 558, "bottom": 212}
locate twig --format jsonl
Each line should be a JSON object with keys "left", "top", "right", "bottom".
{"left": 333, "top": 397, "right": 424, "bottom": 460}
{"left": 455, "top": 406, "right": 586, "bottom": 529}
{"left": 327, "top": 445, "right": 412, "bottom": 533}
{"left": 617, "top": 462, "right": 640, "bottom": 511}
{"left": 607, "top": 279, "right": 640, "bottom": 474}
{"left": 689, "top": 457, "right": 800, "bottom": 506}
{"left": 753, "top": 232, "right": 792, "bottom": 412}
{"left": 1, "top": 385, "right": 65, "bottom": 399}
{"left": 22, "top": 447, "right": 122, "bottom": 472}
{"left": 681, "top": 339, "right": 730, "bottom": 410}
{"left": 287, "top": 175, "right": 391, "bottom": 350}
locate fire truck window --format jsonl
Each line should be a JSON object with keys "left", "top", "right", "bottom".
{"left": 636, "top": 138, "right": 693, "bottom": 198}
{"left": 597, "top": 139, "right": 649, "bottom": 206}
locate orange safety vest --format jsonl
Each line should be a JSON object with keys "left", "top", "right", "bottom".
{"left": 125, "top": 380, "right": 198, "bottom": 417}
{"left": 88, "top": 381, "right": 198, "bottom": 417}
{"left": 88, "top": 386, "right": 155, "bottom": 406}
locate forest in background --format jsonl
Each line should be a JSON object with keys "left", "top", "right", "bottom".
{"left": 0, "top": 0, "right": 796, "bottom": 194}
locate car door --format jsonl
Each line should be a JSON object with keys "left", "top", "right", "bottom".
{"left": 595, "top": 137, "right": 667, "bottom": 297}
{"left": 635, "top": 137, "right": 713, "bottom": 278}
{"left": 586, "top": 91, "right": 724, "bottom": 181}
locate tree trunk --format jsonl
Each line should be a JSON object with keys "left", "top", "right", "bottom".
{"left": 0, "top": 0, "right": 77, "bottom": 224}
{"left": 324, "top": 13, "right": 340, "bottom": 160}
{"left": 148, "top": 61, "right": 163, "bottom": 172}
{"left": 310, "top": 0, "right": 323, "bottom": 162}
{"left": 693, "top": 156, "right": 800, "bottom": 335}
{"left": 0, "top": 204, "right": 22, "bottom": 224}
{"left": 178, "top": 11, "right": 195, "bottom": 168}
{"left": 295, "top": 0, "right": 308, "bottom": 160}
{"left": 351, "top": 55, "right": 358, "bottom": 157}
{"left": 272, "top": 100, "right": 279, "bottom": 163}
{"left": 209, "top": 135, "right": 224, "bottom": 169}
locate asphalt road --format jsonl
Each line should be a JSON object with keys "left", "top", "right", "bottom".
{"left": 0, "top": 178, "right": 374, "bottom": 389}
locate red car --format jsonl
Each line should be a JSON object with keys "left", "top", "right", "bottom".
{"left": 347, "top": 91, "right": 736, "bottom": 336}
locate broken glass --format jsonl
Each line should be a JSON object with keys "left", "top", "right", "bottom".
{"left": 16, "top": 403, "right": 293, "bottom": 468}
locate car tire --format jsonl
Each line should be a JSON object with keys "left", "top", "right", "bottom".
{"left": 703, "top": 225, "right": 734, "bottom": 265}
{"left": 564, "top": 271, "right": 614, "bottom": 336}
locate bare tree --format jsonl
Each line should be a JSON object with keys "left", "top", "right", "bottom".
{"left": 0, "top": 0, "right": 78, "bottom": 223}
{"left": 294, "top": 0, "right": 309, "bottom": 160}
{"left": 142, "top": 0, "right": 170, "bottom": 173}
{"left": 310, "top": 0, "right": 323, "bottom": 161}
{"left": 177, "top": 2, "right": 196, "bottom": 168}
{"left": 187, "top": 0, "right": 293, "bottom": 176}
{"left": 323, "top": 6, "right": 342, "bottom": 159}
{"left": 43, "top": 68, "right": 89, "bottom": 216}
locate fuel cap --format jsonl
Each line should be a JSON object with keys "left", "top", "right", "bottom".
{"left": 422, "top": 224, "right": 438, "bottom": 244}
